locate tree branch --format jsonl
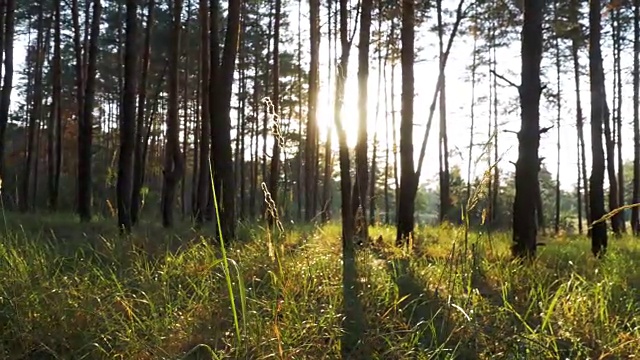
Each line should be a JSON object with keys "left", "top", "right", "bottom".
{"left": 539, "top": 125, "right": 553, "bottom": 135}
{"left": 490, "top": 69, "right": 519, "bottom": 89}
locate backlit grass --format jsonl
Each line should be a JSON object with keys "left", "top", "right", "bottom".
{"left": 0, "top": 214, "right": 639, "bottom": 359}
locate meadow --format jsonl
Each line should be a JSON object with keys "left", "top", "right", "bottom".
{"left": 0, "top": 213, "right": 639, "bottom": 359}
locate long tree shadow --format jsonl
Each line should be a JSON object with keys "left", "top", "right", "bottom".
{"left": 385, "top": 257, "right": 470, "bottom": 358}
{"left": 341, "top": 242, "right": 369, "bottom": 359}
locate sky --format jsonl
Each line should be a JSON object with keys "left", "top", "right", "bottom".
{"left": 301, "top": 0, "right": 634, "bottom": 192}
{"left": 7, "top": 0, "right": 635, "bottom": 193}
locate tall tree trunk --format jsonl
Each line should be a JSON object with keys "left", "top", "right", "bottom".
{"left": 570, "top": 0, "right": 590, "bottom": 230}
{"left": 512, "top": 0, "right": 543, "bottom": 259}
{"left": 436, "top": 0, "right": 451, "bottom": 223}
{"left": 131, "top": 0, "right": 155, "bottom": 225}
{"left": 603, "top": 83, "right": 620, "bottom": 235}
{"left": 306, "top": 0, "right": 320, "bottom": 222}
{"left": 614, "top": 8, "right": 625, "bottom": 233}
{"left": 321, "top": 0, "right": 334, "bottom": 223}
{"left": 161, "top": 0, "right": 185, "bottom": 228}
{"left": 78, "top": 0, "right": 101, "bottom": 222}
{"left": 554, "top": 2, "right": 562, "bottom": 234}
{"left": 22, "top": 5, "right": 46, "bottom": 212}
{"left": 0, "top": 0, "right": 15, "bottom": 181}
{"left": 589, "top": 0, "right": 609, "bottom": 257}
{"left": 267, "top": 0, "right": 282, "bottom": 226}
{"left": 397, "top": 0, "right": 416, "bottom": 244}
{"left": 210, "top": 0, "right": 241, "bottom": 240}
{"left": 196, "top": 0, "right": 211, "bottom": 224}
{"left": 48, "top": 0, "right": 62, "bottom": 210}
{"left": 335, "top": 0, "right": 354, "bottom": 243}
{"left": 353, "top": 0, "right": 372, "bottom": 240}
{"left": 296, "top": 0, "right": 303, "bottom": 221}
{"left": 116, "top": 0, "right": 139, "bottom": 233}
{"left": 633, "top": 0, "right": 640, "bottom": 235}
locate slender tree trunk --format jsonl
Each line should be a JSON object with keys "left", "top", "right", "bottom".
{"left": 512, "top": 0, "right": 543, "bottom": 259}
{"left": 306, "top": 0, "right": 320, "bottom": 222}
{"left": 436, "top": 0, "right": 451, "bottom": 223}
{"left": 614, "top": 9, "right": 625, "bottom": 233}
{"left": 589, "top": 0, "right": 609, "bottom": 257}
{"left": 397, "top": 0, "right": 416, "bottom": 244}
{"left": 131, "top": 0, "right": 155, "bottom": 225}
{"left": 48, "top": 0, "right": 62, "bottom": 210}
{"left": 78, "top": 0, "right": 101, "bottom": 222}
{"left": 267, "top": 0, "right": 282, "bottom": 226}
{"left": 22, "top": 6, "right": 46, "bottom": 212}
{"left": 161, "top": 0, "right": 185, "bottom": 228}
{"left": 196, "top": 0, "right": 211, "bottom": 224}
{"left": 0, "top": 0, "right": 15, "bottom": 182}
{"left": 210, "top": 0, "right": 241, "bottom": 240}
{"left": 570, "top": 0, "right": 590, "bottom": 229}
{"left": 353, "top": 0, "right": 372, "bottom": 240}
{"left": 336, "top": 0, "right": 354, "bottom": 243}
{"left": 554, "top": 3, "right": 562, "bottom": 234}
{"left": 633, "top": 0, "right": 640, "bottom": 235}
{"left": 116, "top": 0, "right": 139, "bottom": 233}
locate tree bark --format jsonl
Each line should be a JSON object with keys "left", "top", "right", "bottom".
{"left": 353, "top": 0, "right": 372, "bottom": 240}
{"left": 511, "top": 0, "right": 543, "bottom": 259}
{"left": 161, "top": 0, "right": 185, "bottom": 228}
{"left": 0, "top": 0, "right": 15, "bottom": 181}
{"left": 210, "top": 0, "right": 241, "bottom": 240}
{"left": 116, "top": 0, "right": 139, "bottom": 233}
{"left": 267, "top": 0, "right": 282, "bottom": 226}
{"left": 306, "top": 0, "right": 320, "bottom": 222}
{"left": 589, "top": 0, "right": 609, "bottom": 257}
{"left": 633, "top": 0, "right": 640, "bottom": 235}
{"left": 195, "top": 0, "right": 211, "bottom": 224}
{"left": 131, "top": 0, "right": 155, "bottom": 224}
{"left": 397, "top": 0, "right": 416, "bottom": 244}
{"left": 77, "top": 0, "right": 101, "bottom": 222}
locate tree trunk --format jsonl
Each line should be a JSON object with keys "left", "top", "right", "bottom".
{"left": 306, "top": 0, "right": 320, "bottom": 222}
{"left": 22, "top": 5, "right": 46, "bottom": 212}
{"left": 210, "top": 0, "right": 241, "bottom": 240}
{"left": 570, "top": 0, "right": 590, "bottom": 230}
{"left": 116, "top": 0, "right": 139, "bottom": 233}
{"left": 554, "top": 1, "right": 562, "bottom": 234}
{"left": 48, "top": 0, "right": 62, "bottom": 210}
{"left": 436, "top": 0, "right": 451, "bottom": 223}
{"left": 335, "top": 0, "right": 354, "bottom": 243}
{"left": 78, "top": 0, "right": 101, "bottom": 222}
{"left": 0, "top": 0, "right": 15, "bottom": 181}
{"left": 161, "top": 0, "right": 185, "bottom": 228}
{"left": 267, "top": 0, "right": 282, "bottom": 226}
{"left": 353, "top": 0, "right": 372, "bottom": 240}
{"left": 589, "top": 0, "right": 609, "bottom": 257}
{"left": 131, "top": 0, "right": 155, "bottom": 225}
{"left": 397, "top": 0, "right": 416, "bottom": 244}
{"left": 614, "top": 9, "right": 625, "bottom": 233}
{"left": 633, "top": 0, "right": 640, "bottom": 235}
{"left": 511, "top": 0, "right": 543, "bottom": 259}
{"left": 195, "top": 0, "right": 211, "bottom": 224}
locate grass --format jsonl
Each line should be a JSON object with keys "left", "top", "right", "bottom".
{"left": 0, "top": 213, "right": 639, "bottom": 359}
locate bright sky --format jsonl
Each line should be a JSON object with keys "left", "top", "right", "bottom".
{"left": 302, "top": 1, "right": 634, "bottom": 192}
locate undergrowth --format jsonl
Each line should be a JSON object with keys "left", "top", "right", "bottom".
{"left": 0, "top": 214, "right": 639, "bottom": 359}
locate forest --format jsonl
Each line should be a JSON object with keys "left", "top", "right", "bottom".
{"left": 0, "top": 0, "right": 639, "bottom": 358}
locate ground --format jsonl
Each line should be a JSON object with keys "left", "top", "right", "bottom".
{"left": 0, "top": 213, "right": 639, "bottom": 359}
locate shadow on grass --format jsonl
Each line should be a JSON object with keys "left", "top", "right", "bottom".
{"left": 341, "top": 243, "right": 370, "bottom": 359}
{"left": 386, "top": 257, "right": 470, "bottom": 358}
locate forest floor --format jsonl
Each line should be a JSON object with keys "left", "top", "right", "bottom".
{"left": 0, "top": 213, "right": 639, "bottom": 359}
